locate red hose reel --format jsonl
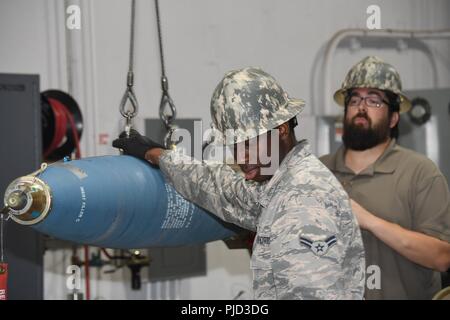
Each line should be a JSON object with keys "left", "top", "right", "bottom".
{"left": 41, "top": 90, "right": 83, "bottom": 161}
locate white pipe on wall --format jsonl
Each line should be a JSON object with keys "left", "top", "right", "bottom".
{"left": 64, "top": 0, "right": 99, "bottom": 157}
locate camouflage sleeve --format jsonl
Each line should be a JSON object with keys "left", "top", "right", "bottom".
{"left": 158, "top": 149, "right": 263, "bottom": 231}
{"left": 268, "top": 198, "right": 365, "bottom": 299}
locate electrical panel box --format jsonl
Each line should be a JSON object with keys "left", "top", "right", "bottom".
{"left": 0, "top": 73, "right": 44, "bottom": 299}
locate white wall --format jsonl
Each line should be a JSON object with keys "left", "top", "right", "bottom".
{"left": 1, "top": 0, "right": 449, "bottom": 299}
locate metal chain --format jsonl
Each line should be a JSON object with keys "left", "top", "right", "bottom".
{"left": 155, "top": 0, "right": 178, "bottom": 148}
{"left": 119, "top": 0, "right": 139, "bottom": 137}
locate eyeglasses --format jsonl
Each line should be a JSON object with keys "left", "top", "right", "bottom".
{"left": 347, "top": 95, "right": 389, "bottom": 108}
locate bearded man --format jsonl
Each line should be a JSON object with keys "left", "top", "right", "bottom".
{"left": 320, "top": 56, "right": 450, "bottom": 299}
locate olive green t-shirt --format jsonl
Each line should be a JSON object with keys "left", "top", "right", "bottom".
{"left": 320, "top": 139, "right": 450, "bottom": 300}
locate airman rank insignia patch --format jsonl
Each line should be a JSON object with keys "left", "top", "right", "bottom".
{"left": 299, "top": 235, "right": 337, "bottom": 256}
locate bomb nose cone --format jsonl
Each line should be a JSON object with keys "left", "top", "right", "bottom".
{"left": 3, "top": 176, "right": 52, "bottom": 225}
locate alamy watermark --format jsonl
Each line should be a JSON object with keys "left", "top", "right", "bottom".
{"left": 66, "top": 265, "right": 81, "bottom": 291}
{"left": 66, "top": 5, "right": 81, "bottom": 30}
{"left": 366, "top": 5, "right": 381, "bottom": 30}
{"left": 366, "top": 264, "right": 381, "bottom": 290}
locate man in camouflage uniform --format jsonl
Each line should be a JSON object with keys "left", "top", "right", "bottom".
{"left": 320, "top": 56, "right": 450, "bottom": 299}
{"left": 113, "top": 67, "right": 365, "bottom": 299}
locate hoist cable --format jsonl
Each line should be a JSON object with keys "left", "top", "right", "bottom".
{"left": 155, "top": 0, "right": 166, "bottom": 78}
{"left": 154, "top": 0, "right": 178, "bottom": 148}
{"left": 119, "top": 0, "right": 139, "bottom": 136}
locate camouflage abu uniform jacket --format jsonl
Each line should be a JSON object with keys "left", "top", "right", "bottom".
{"left": 159, "top": 140, "right": 365, "bottom": 299}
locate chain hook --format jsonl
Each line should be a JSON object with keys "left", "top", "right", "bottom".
{"left": 159, "top": 92, "right": 178, "bottom": 149}
{"left": 120, "top": 85, "right": 138, "bottom": 137}
{"left": 159, "top": 94, "right": 176, "bottom": 128}
{"left": 163, "top": 124, "right": 181, "bottom": 149}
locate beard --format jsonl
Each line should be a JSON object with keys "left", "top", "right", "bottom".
{"left": 342, "top": 112, "right": 391, "bottom": 151}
